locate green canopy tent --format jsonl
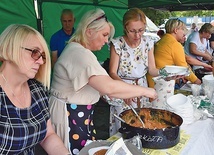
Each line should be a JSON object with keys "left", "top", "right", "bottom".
{"left": 39, "top": 1, "right": 128, "bottom": 61}
{"left": 35, "top": 0, "right": 214, "bottom": 61}
{"left": 129, "top": 0, "right": 214, "bottom": 11}
{"left": 0, "top": 0, "right": 214, "bottom": 61}
{"left": 0, "top": 1, "right": 37, "bottom": 33}
{"left": 0, "top": 0, "right": 129, "bottom": 61}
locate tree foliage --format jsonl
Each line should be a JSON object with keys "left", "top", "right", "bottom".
{"left": 142, "top": 8, "right": 214, "bottom": 27}
{"left": 171, "top": 10, "right": 214, "bottom": 17}
{"left": 142, "top": 8, "right": 171, "bottom": 26}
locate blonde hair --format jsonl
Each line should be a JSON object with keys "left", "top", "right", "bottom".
{"left": 123, "top": 8, "right": 147, "bottom": 34}
{"left": 69, "top": 8, "right": 115, "bottom": 45}
{"left": 165, "top": 18, "right": 186, "bottom": 33}
{"left": 199, "top": 23, "right": 214, "bottom": 34}
{"left": 0, "top": 24, "right": 51, "bottom": 89}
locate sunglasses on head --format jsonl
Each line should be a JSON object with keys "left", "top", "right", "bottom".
{"left": 175, "top": 18, "right": 183, "bottom": 24}
{"left": 88, "top": 14, "right": 108, "bottom": 26}
{"left": 21, "top": 47, "right": 46, "bottom": 63}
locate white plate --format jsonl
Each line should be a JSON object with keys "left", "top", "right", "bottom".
{"left": 153, "top": 65, "right": 189, "bottom": 81}
{"left": 167, "top": 93, "right": 188, "bottom": 108}
{"left": 88, "top": 146, "right": 109, "bottom": 155}
{"left": 165, "top": 65, "right": 188, "bottom": 75}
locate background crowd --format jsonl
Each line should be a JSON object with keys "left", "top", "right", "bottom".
{"left": 0, "top": 7, "right": 213, "bottom": 155}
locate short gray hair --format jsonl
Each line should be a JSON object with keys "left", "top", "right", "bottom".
{"left": 61, "top": 9, "right": 74, "bottom": 20}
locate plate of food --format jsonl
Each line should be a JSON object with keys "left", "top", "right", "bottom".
{"left": 79, "top": 140, "right": 142, "bottom": 155}
{"left": 88, "top": 146, "right": 109, "bottom": 155}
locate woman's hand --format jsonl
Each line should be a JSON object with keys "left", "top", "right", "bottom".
{"left": 203, "top": 63, "right": 213, "bottom": 71}
{"left": 203, "top": 53, "right": 213, "bottom": 62}
{"left": 193, "top": 78, "right": 201, "bottom": 85}
{"left": 144, "top": 87, "right": 158, "bottom": 100}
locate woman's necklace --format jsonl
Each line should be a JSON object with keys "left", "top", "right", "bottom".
{"left": 1, "top": 73, "right": 26, "bottom": 108}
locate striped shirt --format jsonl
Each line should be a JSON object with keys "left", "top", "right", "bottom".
{"left": 0, "top": 79, "right": 50, "bottom": 154}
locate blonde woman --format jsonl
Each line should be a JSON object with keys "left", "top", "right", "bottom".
{"left": 49, "top": 8, "right": 157, "bottom": 154}
{"left": 147, "top": 18, "right": 201, "bottom": 88}
{"left": 0, "top": 24, "right": 69, "bottom": 154}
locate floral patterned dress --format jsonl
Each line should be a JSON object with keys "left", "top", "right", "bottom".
{"left": 108, "top": 35, "right": 154, "bottom": 136}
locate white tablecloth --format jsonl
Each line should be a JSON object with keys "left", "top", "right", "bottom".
{"left": 180, "top": 118, "right": 214, "bottom": 155}
{"left": 109, "top": 118, "right": 214, "bottom": 155}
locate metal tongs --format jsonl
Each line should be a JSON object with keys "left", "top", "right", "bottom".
{"left": 128, "top": 104, "right": 145, "bottom": 128}
{"left": 113, "top": 114, "right": 126, "bottom": 123}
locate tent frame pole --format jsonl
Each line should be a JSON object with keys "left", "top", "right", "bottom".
{"left": 34, "top": 0, "right": 43, "bottom": 34}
